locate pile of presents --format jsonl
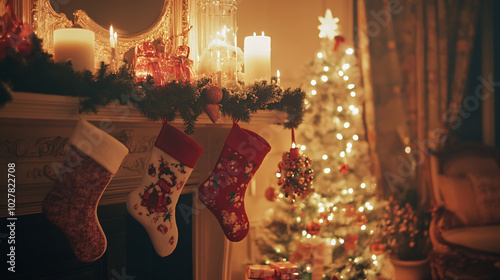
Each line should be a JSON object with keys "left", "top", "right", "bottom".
{"left": 246, "top": 261, "right": 299, "bottom": 280}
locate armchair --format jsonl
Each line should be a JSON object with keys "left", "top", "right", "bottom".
{"left": 427, "top": 142, "right": 500, "bottom": 279}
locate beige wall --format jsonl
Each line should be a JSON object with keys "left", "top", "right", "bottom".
{"left": 238, "top": 0, "right": 353, "bottom": 88}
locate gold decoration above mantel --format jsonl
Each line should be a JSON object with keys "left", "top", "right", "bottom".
{"left": 31, "top": 0, "right": 190, "bottom": 66}
{"left": 0, "top": 92, "right": 286, "bottom": 217}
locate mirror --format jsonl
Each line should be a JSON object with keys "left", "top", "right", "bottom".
{"left": 33, "top": 0, "right": 191, "bottom": 66}
{"left": 52, "top": 0, "right": 164, "bottom": 35}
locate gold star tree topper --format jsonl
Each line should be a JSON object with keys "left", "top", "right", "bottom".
{"left": 318, "top": 9, "right": 340, "bottom": 40}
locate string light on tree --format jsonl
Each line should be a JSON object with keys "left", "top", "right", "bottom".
{"left": 258, "top": 9, "right": 386, "bottom": 280}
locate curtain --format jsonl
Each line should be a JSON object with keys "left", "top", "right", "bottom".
{"left": 356, "top": 0, "right": 479, "bottom": 199}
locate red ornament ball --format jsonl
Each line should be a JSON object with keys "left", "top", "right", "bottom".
{"left": 203, "top": 85, "right": 223, "bottom": 104}
{"left": 277, "top": 147, "right": 314, "bottom": 203}
{"left": 306, "top": 221, "right": 321, "bottom": 235}
{"left": 265, "top": 186, "right": 279, "bottom": 201}
{"left": 338, "top": 163, "right": 350, "bottom": 174}
{"left": 370, "top": 240, "right": 386, "bottom": 255}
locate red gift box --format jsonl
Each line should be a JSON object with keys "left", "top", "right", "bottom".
{"left": 270, "top": 261, "right": 299, "bottom": 276}
{"left": 246, "top": 264, "right": 276, "bottom": 279}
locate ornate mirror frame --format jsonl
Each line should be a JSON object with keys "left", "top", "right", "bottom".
{"left": 26, "top": 0, "right": 190, "bottom": 65}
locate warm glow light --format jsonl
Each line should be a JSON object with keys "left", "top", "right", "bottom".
{"left": 347, "top": 143, "right": 352, "bottom": 148}
{"left": 348, "top": 188, "right": 353, "bottom": 194}
{"left": 306, "top": 266, "right": 311, "bottom": 271}
{"left": 276, "top": 248, "right": 281, "bottom": 253}
{"left": 349, "top": 105, "right": 355, "bottom": 110}
{"left": 342, "top": 189, "right": 348, "bottom": 195}
{"left": 350, "top": 91, "right": 356, "bottom": 97}
{"left": 344, "top": 122, "right": 350, "bottom": 128}
{"left": 302, "top": 230, "right": 307, "bottom": 236}
{"left": 321, "top": 75, "right": 328, "bottom": 82}
{"left": 317, "top": 52, "right": 323, "bottom": 58}
{"left": 324, "top": 66, "right": 329, "bottom": 71}
{"left": 319, "top": 219, "right": 324, "bottom": 223}
{"left": 372, "top": 255, "right": 377, "bottom": 261}
{"left": 278, "top": 193, "right": 284, "bottom": 198}
{"left": 346, "top": 48, "right": 354, "bottom": 54}
{"left": 311, "top": 80, "right": 317, "bottom": 86}
{"left": 339, "top": 238, "right": 345, "bottom": 244}
{"left": 346, "top": 147, "right": 352, "bottom": 153}
{"left": 336, "top": 133, "right": 343, "bottom": 140}
{"left": 301, "top": 145, "right": 306, "bottom": 151}
{"left": 331, "top": 239, "right": 337, "bottom": 245}
{"left": 353, "top": 135, "right": 359, "bottom": 141}
{"left": 276, "top": 173, "right": 281, "bottom": 178}
{"left": 311, "top": 90, "right": 317, "bottom": 95}
{"left": 324, "top": 168, "right": 331, "bottom": 174}
{"left": 343, "top": 76, "right": 349, "bottom": 81}
{"left": 306, "top": 234, "right": 312, "bottom": 239}
{"left": 337, "top": 106, "right": 343, "bottom": 112}
{"left": 342, "top": 64, "right": 350, "bottom": 70}
{"left": 361, "top": 225, "right": 367, "bottom": 230}
{"left": 338, "top": 71, "right": 344, "bottom": 76}
{"left": 405, "top": 146, "right": 411, "bottom": 154}
{"left": 360, "top": 183, "right": 366, "bottom": 188}
{"left": 359, "top": 206, "right": 364, "bottom": 212}
{"left": 340, "top": 151, "right": 346, "bottom": 157}
{"left": 348, "top": 84, "right": 355, "bottom": 89}
{"left": 322, "top": 154, "right": 328, "bottom": 160}
{"left": 328, "top": 214, "right": 333, "bottom": 221}
{"left": 352, "top": 108, "right": 359, "bottom": 114}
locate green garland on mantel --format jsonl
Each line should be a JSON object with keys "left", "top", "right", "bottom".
{"left": 0, "top": 36, "right": 305, "bottom": 135}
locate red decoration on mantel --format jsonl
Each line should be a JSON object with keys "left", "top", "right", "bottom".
{"left": 0, "top": 0, "right": 33, "bottom": 60}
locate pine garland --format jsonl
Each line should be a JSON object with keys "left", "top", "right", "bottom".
{"left": 0, "top": 36, "right": 305, "bottom": 134}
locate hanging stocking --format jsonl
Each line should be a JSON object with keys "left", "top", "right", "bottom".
{"left": 126, "top": 122, "right": 203, "bottom": 257}
{"left": 198, "top": 122, "right": 271, "bottom": 241}
{"left": 43, "top": 118, "right": 129, "bottom": 262}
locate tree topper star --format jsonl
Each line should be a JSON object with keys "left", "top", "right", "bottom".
{"left": 318, "top": 9, "right": 340, "bottom": 40}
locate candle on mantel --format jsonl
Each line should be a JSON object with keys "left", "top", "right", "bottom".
{"left": 54, "top": 28, "right": 95, "bottom": 72}
{"left": 109, "top": 25, "right": 117, "bottom": 49}
{"left": 244, "top": 32, "right": 271, "bottom": 84}
{"left": 277, "top": 69, "right": 281, "bottom": 86}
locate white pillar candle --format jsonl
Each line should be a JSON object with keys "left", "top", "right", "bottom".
{"left": 244, "top": 32, "right": 271, "bottom": 84}
{"left": 54, "top": 28, "right": 95, "bottom": 72}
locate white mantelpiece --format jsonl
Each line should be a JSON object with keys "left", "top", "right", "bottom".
{"left": 0, "top": 91, "right": 289, "bottom": 280}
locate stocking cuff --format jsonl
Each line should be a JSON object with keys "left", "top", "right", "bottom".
{"left": 226, "top": 123, "right": 271, "bottom": 166}
{"left": 155, "top": 123, "right": 203, "bottom": 168}
{"left": 70, "top": 118, "right": 129, "bottom": 174}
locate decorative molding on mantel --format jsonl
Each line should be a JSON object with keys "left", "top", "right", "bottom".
{"left": 0, "top": 91, "right": 286, "bottom": 217}
{"left": 0, "top": 92, "right": 288, "bottom": 126}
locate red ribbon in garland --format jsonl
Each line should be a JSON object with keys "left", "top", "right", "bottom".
{"left": 333, "top": 35, "right": 347, "bottom": 51}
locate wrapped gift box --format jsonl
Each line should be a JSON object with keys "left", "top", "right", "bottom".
{"left": 246, "top": 264, "right": 276, "bottom": 279}
{"left": 246, "top": 262, "right": 299, "bottom": 280}
{"left": 270, "top": 261, "right": 299, "bottom": 276}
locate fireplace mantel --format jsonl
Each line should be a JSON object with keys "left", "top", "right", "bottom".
{"left": 0, "top": 91, "right": 287, "bottom": 280}
{"left": 0, "top": 91, "right": 287, "bottom": 216}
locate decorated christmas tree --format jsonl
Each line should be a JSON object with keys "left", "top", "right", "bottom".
{"left": 256, "top": 10, "right": 389, "bottom": 280}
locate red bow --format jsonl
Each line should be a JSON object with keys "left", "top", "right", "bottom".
{"left": 333, "top": 35, "right": 347, "bottom": 51}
